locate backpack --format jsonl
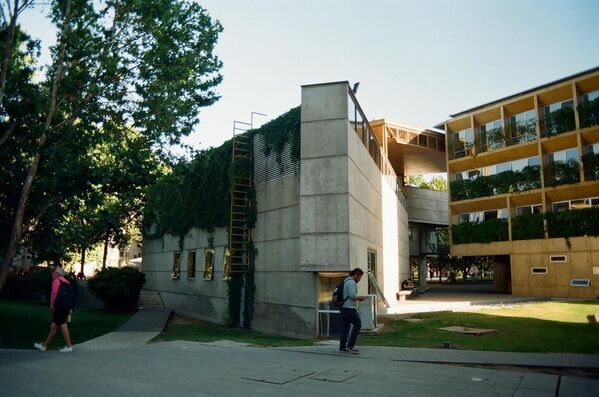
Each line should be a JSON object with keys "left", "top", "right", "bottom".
{"left": 55, "top": 280, "right": 75, "bottom": 312}
{"left": 331, "top": 278, "right": 349, "bottom": 308}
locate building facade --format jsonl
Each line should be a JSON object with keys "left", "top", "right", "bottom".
{"left": 142, "top": 81, "right": 447, "bottom": 337}
{"left": 440, "top": 67, "right": 599, "bottom": 298}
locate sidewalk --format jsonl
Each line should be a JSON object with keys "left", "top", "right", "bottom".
{"left": 75, "top": 307, "right": 171, "bottom": 351}
{"left": 1, "top": 307, "right": 598, "bottom": 396}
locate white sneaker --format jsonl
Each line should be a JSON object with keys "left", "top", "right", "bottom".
{"left": 34, "top": 343, "right": 46, "bottom": 352}
{"left": 59, "top": 346, "right": 73, "bottom": 353}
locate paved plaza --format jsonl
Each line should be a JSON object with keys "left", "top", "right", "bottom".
{"left": 1, "top": 308, "right": 598, "bottom": 396}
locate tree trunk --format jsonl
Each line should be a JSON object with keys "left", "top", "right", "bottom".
{"left": 102, "top": 237, "right": 108, "bottom": 269}
{"left": 0, "top": 0, "right": 72, "bottom": 291}
{"left": 0, "top": 0, "right": 20, "bottom": 108}
{"left": 80, "top": 247, "right": 86, "bottom": 275}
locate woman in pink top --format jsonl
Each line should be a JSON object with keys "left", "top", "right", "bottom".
{"left": 34, "top": 267, "right": 74, "bottom": 353}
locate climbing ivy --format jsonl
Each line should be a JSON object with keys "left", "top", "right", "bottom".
{"left": 143, "top": 140, "right": 234, "bottom": 239}
{"left": 144, "top": 107, "right": 300, "bottom": 328}
{"left": 255, "top": 106, "right": 301, "bottom": 164}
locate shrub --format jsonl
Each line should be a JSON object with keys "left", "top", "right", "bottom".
{"left": 87, "top": 266, "right": 146, "bottom": 312}
{"left": 451, "top": 219, "right": 508, "bottom": 244}
{"left": 512, "top": 212, "right": 545, "bottom": 240}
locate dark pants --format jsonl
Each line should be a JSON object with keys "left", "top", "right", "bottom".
{"left": 339, "top": 308, "right": 361, "bottom": 349}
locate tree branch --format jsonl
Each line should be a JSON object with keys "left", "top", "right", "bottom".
{"left": 0, "top": 118, "right": 16, "bottom": 146}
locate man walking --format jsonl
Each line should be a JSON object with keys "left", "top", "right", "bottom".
{"left": 339, "top": 267, "right": 367, "bottom": 353}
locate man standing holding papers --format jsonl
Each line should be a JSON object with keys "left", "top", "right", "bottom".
{"left": 339, "top": 268, "right": 367, "bottom": 353}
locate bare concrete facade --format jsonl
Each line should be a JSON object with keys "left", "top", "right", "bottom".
{"left": 143, "top": 82, "right": 417, "bottom": 337}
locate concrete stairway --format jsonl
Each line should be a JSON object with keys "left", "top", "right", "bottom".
{"left": 138, "top": 289, "right": 164, "bottom": 309}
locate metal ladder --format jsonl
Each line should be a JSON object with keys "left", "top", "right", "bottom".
{"left": 225, "top": 121, "right": 253, "bottom": 279}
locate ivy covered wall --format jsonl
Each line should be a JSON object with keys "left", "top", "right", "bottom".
{"left": 142, "top": 106, "right": 300, "bottom": 239}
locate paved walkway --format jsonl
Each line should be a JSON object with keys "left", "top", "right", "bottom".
{"left": 387, "top": 283, "right": 548, "bottom": 314}
{"left": 2, "top": 304, "right": 599, "bottom": 396}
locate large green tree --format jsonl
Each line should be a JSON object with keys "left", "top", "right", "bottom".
{"left": 0, "top": 0, "right": 223, "bottom": 289}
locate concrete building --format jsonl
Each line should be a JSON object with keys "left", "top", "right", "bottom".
{"left": 439, "top": 66, "right": 599, "bottom": 298}
{"left": 142, "top": 82, "right": 447, "bottom": 337}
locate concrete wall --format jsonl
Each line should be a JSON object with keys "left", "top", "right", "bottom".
{"left": 300, "top": 82, "right": 409, "bottom": 309}
{"left": 252, "top": 174, "right": 317, "bottom": 337}
{"left": 510, "top": 236, "right": 599, "bottom": 298}
{"left": 452, "top": 236, "right": 599, "bottom": 298}
{"left": 142, "top": 227, "right": 229, "bottom": 324}
{"left": 404, "top": 186, "right": 449, "bottom": 226}
{"left": 300, "top": 83, "right": 351, "bottom": 272}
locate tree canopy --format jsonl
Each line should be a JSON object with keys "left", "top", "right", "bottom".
{"left": 0, "top": 0, "right": 223, "bottom": 289}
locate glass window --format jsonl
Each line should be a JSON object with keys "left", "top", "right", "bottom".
{"left": 457, "top": 214, "right": 469, "bottom": 224}
{"left": 468, "top": 169, "right": 480, "bottom": 179}
{"left": 552, "top": 202, "right": 570, "bottom": 212}
{"left": 591, "top": 198, "right": 599, "bottom": 207}
{"left": 528, "top": 156, "right": 540, "bottom": 167}
{"left": 484, "top": 210, "right": 498, "bottom": 221}
{"left": 565, "top": 148, "right": 579, "bottom": 162}
{"left": 516, "top": 206, "right": 532, "bottom": 216}
{"left": 496, "top": 162, "right": 511, "bottom": 174}
{"left": 367, "top": 250, "right": 377, "bottom": 295}
{"left": 187, "top": 251, "right": 196, "bottom": 279}
{"left": 512, "top": 158, "right": 527, "bottom": 172}
{"left": 532, "top": 205, "right": 542, "bottom": 213}
{"left": 202, "top": 249, "right": 214, "bottom": 280}
{"left": 223, "top": 248, "right": 231, "bottom": 281}
{"left": 470, "top": 211, "right": 484, "bottom": 223}
{"left": 570, "top": 199, "right": 590, "bottom": 210}
{"left": 583, "top": 90, "right": 599, "bottom": 102}
{"left": 172, "top": 252, "right": 181, "bottom": 279}
{"left": 419, "top": 135, "right": 427, "bottom": 146}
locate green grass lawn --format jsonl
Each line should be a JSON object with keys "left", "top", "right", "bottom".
{"left": 362, "top": 301, "right": 599, "bottom": 354}
{"left": 0, "top": 299, "right": 132, "bottom": 350}
{"left": 154, "top": 317, "right": 314, "bottom": 347}
{"left": 155, "top": 301, "right": 599, "bottom": 354}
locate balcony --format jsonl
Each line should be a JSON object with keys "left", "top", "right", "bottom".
{"left": 477, "top": 127, "right": 505, "bottom": 153}
{"left": 505, "top": 123, "right": 536, "bottom": 146}
{"left": 540, "top": 108, "right": 576, "bottom": 138}
{"left": 511, "top": 212, "right": 545, "bottom": 240}
{"left": 546, "top": 207, "right": 599, "bottom": 238}
{"left": 578, "top": 97, "right": 599, "bottom": 129}
{"left": 451, "top": 218, "right": 508, "bottom": 244}
{"left": 582, "top": 152, "right": 599, "bottom": 181}
{"left": 450, "top": 166, "right": 541, "bottom": 201}
{"left": 543, "top": 160, "right": 580, "bottom": 187}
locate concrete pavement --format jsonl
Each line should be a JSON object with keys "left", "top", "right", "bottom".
{"left": 1, "top": 307, "right": 598, "bottom": 396}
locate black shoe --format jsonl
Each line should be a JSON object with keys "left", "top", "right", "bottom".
{"left": 348, "top": 346, "right": 359, "bottom": 354}
{"left": 339, "top": 348, "right": 349, "bottom": 352}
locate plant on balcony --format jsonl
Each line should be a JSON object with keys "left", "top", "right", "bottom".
{"left": 449, "top": 137, "right": 474, "bottom": 159}
{"left": 451, "top": 218, "right": 509, "bottom": 244}
{"left": 542, "top": 107, "right": 575, "bottom": 137}
{"left": 545, "top": 207, "right": 599, "bottom": 238}
{"left": 506, "top": 123, "right": 536, "bottom": 145}
{"left": 478, "top": 128, "right": 504, "bottom": 152}
{"left": 577, "top": 97, "right": 599, "bottom": 129}
{"left": 543, "top": 159, "right": 580, "bottom": 187}
{"left": 512, "top": 212, "right": 545, "bottom": 240}
{"left": 449, "top": 166, "right": 541, "bottom": 201}
{"left": 582, "top": 151, "right": 599, "bottom": 181}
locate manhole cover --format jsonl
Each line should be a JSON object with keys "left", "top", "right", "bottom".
{"left": 310, "top": 369, "right": 360, "bottom": 383}
{"left": 242, "top": 368, "right": 314, "bottom": 385}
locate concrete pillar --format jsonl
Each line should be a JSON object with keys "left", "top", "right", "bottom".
{"left": 418, "top": 257, "right": 427, "bottom": 289}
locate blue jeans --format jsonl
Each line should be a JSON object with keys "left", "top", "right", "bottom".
{"left": 339, "top": 308, "right": 361, "bottom": 349}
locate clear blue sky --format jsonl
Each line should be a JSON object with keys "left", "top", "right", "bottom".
{"left": 19, "top": 0, "right": 599, "bottom": 151}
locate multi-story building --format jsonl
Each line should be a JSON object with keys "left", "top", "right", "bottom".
{"left": 439, "top": 66, "right": 599, "bottom": 298}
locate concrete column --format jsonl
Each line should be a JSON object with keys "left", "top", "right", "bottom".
{"left": 418, "top": 257, "right": 427, "bottom": 289}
